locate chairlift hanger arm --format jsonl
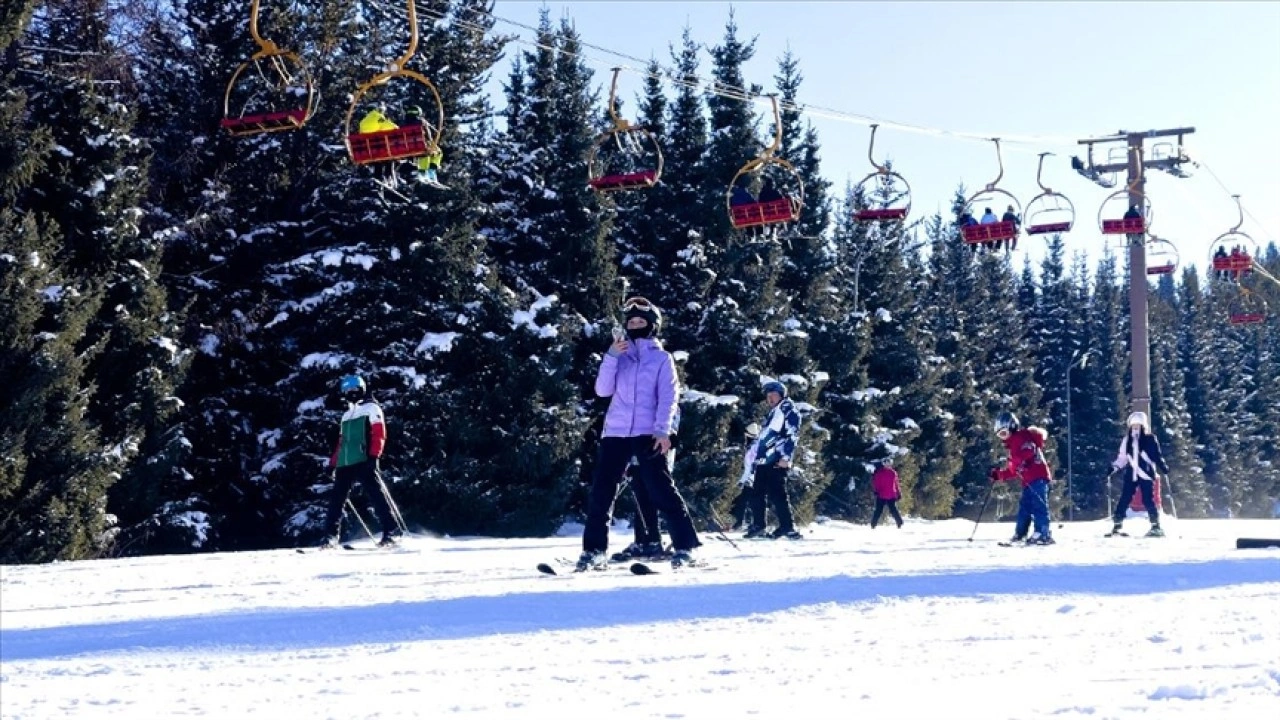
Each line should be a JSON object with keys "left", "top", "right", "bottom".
{"left": 247, "top": 0, "right": 280, "bottom": 56}
{"left": 605, "top": 67, "right": 632, "bottom": 132}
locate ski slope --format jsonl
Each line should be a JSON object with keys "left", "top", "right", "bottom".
{"left": 3, "top": 518, "right": 1279, "bottom": 719}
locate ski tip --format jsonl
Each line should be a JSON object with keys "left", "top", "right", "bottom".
{"left": 295, "top": 548, "right": 306, "bottom": 554}
{"left": 630, "top": 562, "right": 657, "bottom": 575}
{"left": 536, "top": 563, "right": 558, "bottom": 576}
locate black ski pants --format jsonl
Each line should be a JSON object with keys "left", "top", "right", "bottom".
{"left": 871, "top": 498, "right": 903, "bottom": 528}
{"left": 748, "top": 465, "right": 796, "bottom": 534}
{"left": 584, "top": 436, "right": 700, "bottom": 554}
{"left": 323, "top": 459, "right": 395, "bottom": 539}
{"left": 1113, "top": 477, "right": 1159, "bottom": 524}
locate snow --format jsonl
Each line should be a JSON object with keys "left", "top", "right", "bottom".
{"left": 299, "top": 352, "right": 353, "bottom": 370}
{"left": 2, "top": 519, "right": 1278, "bottom": 719}
{"left": 511, "top": 292, "right": 559, "bottom": 338}
{"left": 416, "top": 331, "right": 460, "bottom": 357}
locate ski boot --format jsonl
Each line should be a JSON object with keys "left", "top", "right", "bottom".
{"left": 670, "top": 549, "right": 699, "bottom": 569}
{"left": 770, "top": 528, "right": 803, "bottom": 540}
{"left": 574, "top": 551, "right": 607, "bottom": 572}
{"left": 1026, "top": 533, "right": 1056, "bottom": 546}
{"left": 1105, "top": 523, "right": 1127, "bottom": 538}
{"left": 743, "top": 526, "right": 770, "bottom": 540}
{"left": 377, "top": 532, "right": 400, "bottom": 548}
{"left": 1145, "top": 524, "right": 1165, "bottom": 538}
{"left": 609, "top": 543, "right": 644, "bottom": 563}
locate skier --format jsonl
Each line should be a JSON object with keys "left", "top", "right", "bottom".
{"left": 730, "top": 423, "right": 762, "bottom": 530}
{"left": 1001, "top": 205, "right": 1020, "bottom": 252}
{"left": 989, "top": 411, "right": 1055, "bottom": 545}
{"left": 320, "top": 375, "right": 400, "bottom": 548}
{"left": 744, "top": 380, "right": 803, "bottom": 540}
{"left": 1109, "top": 411, "right": 1169, "bottom": 537}
{"left": 416, "top": 146, "right": 444, "bottom": 185}
{"left": 577, "top": 297, "right": 701, "bottom": 570}
{"left": 358, "top": 106, "right": 398, "bottom": 135}
{"left": 870, "top": 458, "right": 904, "bottom": 529}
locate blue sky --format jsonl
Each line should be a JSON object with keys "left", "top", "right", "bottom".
{"left": 483, "top": 2, "right": 1280, "bottom": 274}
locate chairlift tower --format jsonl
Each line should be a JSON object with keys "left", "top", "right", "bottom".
{"left": 1072, "top": 128, "right": 1195, "bottom": 427}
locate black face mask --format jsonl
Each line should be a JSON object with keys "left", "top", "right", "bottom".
{"left": 344, "top": 391, "right": 364, "bottom": 404}
{"left": 626, "top": 327, "right": 649, "bottom": 341}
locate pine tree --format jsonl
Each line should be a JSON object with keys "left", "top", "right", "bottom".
{"left": 1148, "top": 269, "right": 1207, "bottom": 516}
{"left": 0, "top": 0, "right": 163, "bottom": 561}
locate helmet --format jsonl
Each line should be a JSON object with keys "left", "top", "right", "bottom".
{"left": 1127, "top": 411, "right": 1148, "bottom": 429}
{"left": 339, "top": 374, "right": 366, "bottom": 400}
{"left": 994, "top": 411, "right": 1019, "bottom": 436}
{"left": 622, "top": 296, "right": 662, "bottom": 337}
{"left": 762, "top": 380, "right": 787, "bottom": 399}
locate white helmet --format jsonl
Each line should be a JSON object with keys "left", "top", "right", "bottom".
{"left": 1127, "top": 411, "right": 1148, "bottom": 428}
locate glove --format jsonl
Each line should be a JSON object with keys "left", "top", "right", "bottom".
{"left": 738, "top": 469, "right": 754, "bottom": 487}
{"left": 989, "top": 467, "right": 1001, "bottom": 484}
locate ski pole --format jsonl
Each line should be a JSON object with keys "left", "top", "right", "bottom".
{"left": 374, "top": 475, "right": 409, "bottom": 535}
{"left": 1162, "top": 472, "right": 1178, "bottom": 519}
{"left": 968, "top": 481, "right": 996, "bottom": 543}
{"left": 345, "top": 499, "right": 375, "bottom": 541}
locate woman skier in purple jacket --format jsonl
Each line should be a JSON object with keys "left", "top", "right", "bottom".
{"left": 576, "top": 297, "right": 702, "bottom": 570}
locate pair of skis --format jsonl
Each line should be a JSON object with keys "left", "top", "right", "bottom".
{"left": 295, "top": 543, "right": 400, "bottom": 554}
{"left": 536, "top": 559, "right": 710, "bottom": 576}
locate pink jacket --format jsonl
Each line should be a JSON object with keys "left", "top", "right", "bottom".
{"left": 872, "top": 467, "right": 900, "bottom": 500}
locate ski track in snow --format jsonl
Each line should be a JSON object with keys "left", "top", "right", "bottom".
{"left": 2, "top": 518, "right": 1279, "bottom": 719}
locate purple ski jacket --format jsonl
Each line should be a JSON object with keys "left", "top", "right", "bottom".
{"left": 595, "top": 338, "right": 679, "bottom": 438}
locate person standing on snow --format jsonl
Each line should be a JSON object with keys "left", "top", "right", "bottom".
{"left": 1108, "top": 411, "right": 1170, "bottom": 538}
{"left": 320, "top": 374, "right": 400, "bottom": 548}
{"left": 870, "top": 458, "right": 904, "bottom": 529}
{"left": 989, "top": 411, "right": 1055, "bottom": 545}
{"left": 577, "top": 297, "right": 701, "bottom": 570}
{"left": 744, "top": 380, "right": 803, "bottom": 540}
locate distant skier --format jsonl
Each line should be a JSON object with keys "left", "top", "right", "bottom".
{"left": 989, "top": 412, "right": 1054, "bottom": 545}
{"left": 320, "top": 375, "right": 400, "bottom": 548}
{"left": 1109, "top": 412, "right": 1169, "bottom": 538}
{"left": 870, "top": 458, "right": 904, "bottom": 529}
{"left": 731, "top": 422, "right": 762, "bottom": 530}
{"left": 744, "top": 380, "right": 803, "bottom": 540}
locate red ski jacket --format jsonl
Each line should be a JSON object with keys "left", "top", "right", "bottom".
{"left": 995, "top": 427, "right": 1052, "bottom": 487}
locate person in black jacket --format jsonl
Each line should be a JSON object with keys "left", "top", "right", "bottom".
{"left": 1109, "top": 411, "right": 1170, "bottom": 537}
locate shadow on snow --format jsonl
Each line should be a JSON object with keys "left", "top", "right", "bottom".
{"left": 4, "top": 557, "right": 1278, "bottom": 661}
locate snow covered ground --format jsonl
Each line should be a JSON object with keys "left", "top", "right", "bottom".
{"left": 3, "top": 518, "right": 1279, "bottom": 719}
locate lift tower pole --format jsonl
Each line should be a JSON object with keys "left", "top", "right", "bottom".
{"left": 1073, "top": 128, "right": 1195, "bottom": 424}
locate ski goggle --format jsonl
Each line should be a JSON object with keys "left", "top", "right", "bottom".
{"left": 622, "top": 296, "right": 655, "bottom": 313}
{"left": 996, "top": 428, "right": 1011, "bottom": 439}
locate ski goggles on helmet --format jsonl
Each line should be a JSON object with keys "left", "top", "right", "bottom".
{"left": 622, "top": 296, "right": 656, "bottom": 313}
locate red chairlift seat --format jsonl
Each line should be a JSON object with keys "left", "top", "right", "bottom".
{"left": 854, "top": 207, "right": 909, "bottom": 222}
{"left": 730, "top": 198, "right": 800, "bottom": 229}
{"left": 1025, "top": 221, "right": 1072, "bottom": 235}
{"left": 1102, "top": 217, "right": 1146, "bottom": 235}
{"left": 1229, "top": 311, "right": 1265, "bottom": 325}
{"left": 347, "top": 124, "right": 430, "bottom": 165}
{"left": 221, "top": 108, "right": 308, "bottom": 135}
{"left": 1147, "top": 264, "right": 1176, "bottom": 275}
{"left": 961, "top": 221, "right": 1018, "bottom": 244}
{"left": 1212, "top": 254, "right": 1253, "bottom": 272}
{"left": 588, "top": 169, "right": 658, "bottom": 192}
